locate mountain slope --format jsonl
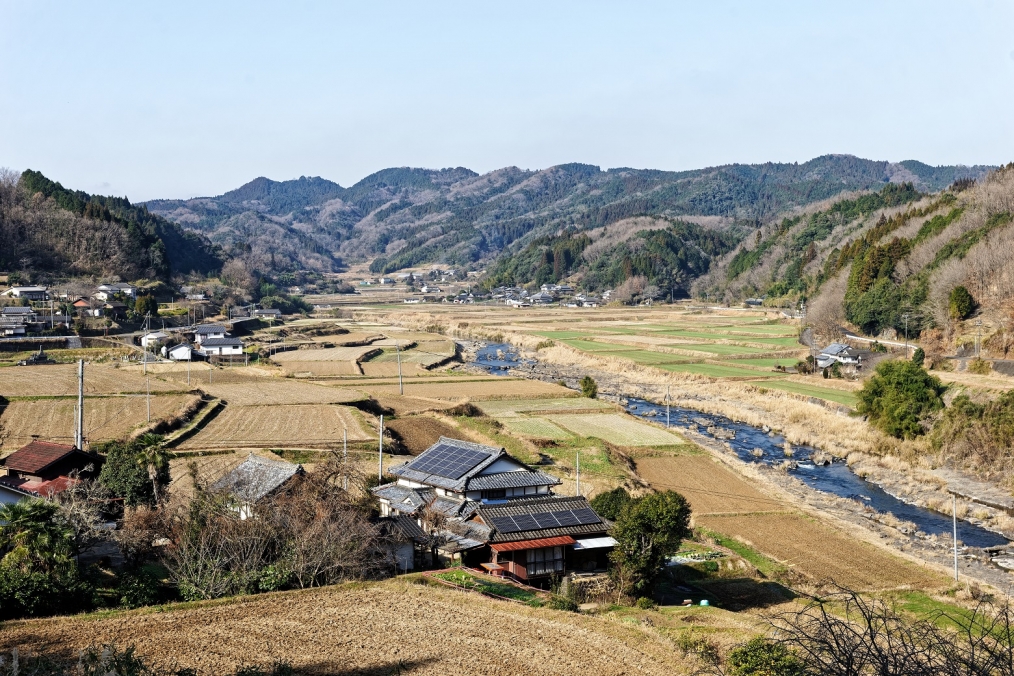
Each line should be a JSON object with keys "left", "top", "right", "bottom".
{"left": 0, "top": 170, "right": 222, "bottom": 281}
{"left": 697, "top": 163, "right": 1014, "bottom": 346}
{"left": 146, "top": 156, "right": 993, "bottom": 276}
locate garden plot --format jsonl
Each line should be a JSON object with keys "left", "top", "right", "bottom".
{"left": 502, "top": 418, "right": 574, "bottom": 440}
{"left": 0, "top": 394, "right": 198, "bottom": 450}
{"left": 478, "top": 397, "right": 611, "bottom": 418}
{"left": 696, "top": 512, "right": 941, "bottom": 590}
{"left": 546, "top": 413, "right": 685, "bottom": 446}
{"left": 175, "top": 403, "right": 371, "bottom": 450}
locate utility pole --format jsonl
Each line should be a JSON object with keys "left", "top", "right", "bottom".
{"left": 378, "top": 415, "right": 384, "bottom": 481}
{"left": 146, "top": 377, "right": 151, "bottom": 423}
{"left": 976, "top": 319, "right": 983, "bottom": 358}
{"left": 902, "top": 313, "right": 910, "bottom": 357}
{"left": 187, "top": 356, "right": 191, "bottom": 386}
{"left": 952, "top": 493, "right": 959, "bottom": 582}
{"left": 666, "top": 384, "right": 671, "bottom": 429}
{"left": 396, "top": 340, "right": 403, "bottom": 395}
{"left": 343, "top": 427, "right": 348, "bottom": 491}
{"left": 76, "top": 359, "right": 84, "bottom": 449}
{"left": 575, "top": 451, "right": 580, "bottom": 497}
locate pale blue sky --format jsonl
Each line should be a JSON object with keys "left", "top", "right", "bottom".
{"left": 2, "top": 1, "right": 1012, "bottom": 201}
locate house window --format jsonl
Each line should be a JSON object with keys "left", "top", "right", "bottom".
{"left": 481, "top": 489, "right": 506, "bottom": 500}
{"left": 527, "top": 546, "right": 564, "bottom": 576}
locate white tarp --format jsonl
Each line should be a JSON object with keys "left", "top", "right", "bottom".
{"left": 572, "top": 536, "right": 618, "bottom": 550}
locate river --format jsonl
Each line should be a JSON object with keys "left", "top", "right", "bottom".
{"left": 471, "top": 342, "right": 1008, "bottom": 549}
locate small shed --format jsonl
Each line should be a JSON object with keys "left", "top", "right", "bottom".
{"left": 141, "top": 331, "right": 169, "bottom": 348}
{"left": 165, "top": 343, "right": 193, "bottom": 361}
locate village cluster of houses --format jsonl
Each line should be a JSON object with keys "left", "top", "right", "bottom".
{"left": 490, "top": 285, "right": 607, "bottom": 308}
{"left": 0, "top": 434, "right": 615, "bottom": 584}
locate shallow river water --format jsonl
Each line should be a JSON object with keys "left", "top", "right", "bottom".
{"left": 471, "top": 342, "right": 1008, "bottom": 549}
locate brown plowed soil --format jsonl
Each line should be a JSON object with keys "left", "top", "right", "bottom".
{"left": 0, "top": 581, "right": 689, "bottom": 675}
{"left": 385, "top": 416, "right": 460, "bottom": 454}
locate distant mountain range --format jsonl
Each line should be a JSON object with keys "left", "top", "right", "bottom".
{"left": 144, "top": 155, "right": 994, "bottom": 275}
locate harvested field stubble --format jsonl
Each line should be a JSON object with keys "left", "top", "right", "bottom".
{"left": 636, "top": 456, "right": 781, "bottom": 515}
{"left": 503, "top": 417, "right": 574, "bottom": 440}
{"left": 201, "top": 381, "right": 363, "bottom": 406}
{"left": 0, "top": 582, "right": 688, "bottom": 675}
{"left": 0, "top": 364, "right": 183, "bottom": 396}
{"left": 0, "top": 394, "right": 197, "bottom": 450}
{"left": 385, "top": 415, "right": 461, "bottom": 453}
{"left": 175, "top": 403, "right": 370, "bottom": 449}
{"left": 696, "top": 512, "right": 941, "bottom": 589}
{"left": 365, "top": 379, "right": 572, "bottom": 401}
{"left": 478, "top": 397, "right": 611, "bottom": 418}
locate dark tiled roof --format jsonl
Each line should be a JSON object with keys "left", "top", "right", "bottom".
{"left": 211, "top": 453, "right": 302, "bottom": 503}
{"left": 466, "top": 470, "right": 560, "bottom": 491}
{"left": 373, "top": 483, "right": 433, "bottom": 514}
{"left": 195, "top": 324, "right": 227, "bottom": 334}
{"left": 2, "top": 441, "right": 78, "bottom": 474}
{"left": 389, "top": 437, "right": 504, "bottom": 492}
{"left": 199, "top": 337, "right": 243, "bottom": 347}
{"left": 1, "top": 307, "right": 35, "bottom": 315}
{"left": 436, "top": 520, "right": 493, "bottom": 553}
{"left": 477, "top": 496, "right": 610, "bottom": 543}
{"left": 384, "top": 515, "right": 428, "bottom": 543}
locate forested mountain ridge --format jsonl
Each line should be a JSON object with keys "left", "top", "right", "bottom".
{"left": 0, "top": 170, "right": 222, "bottom": 282}
{"left": 145, "top": 156, "right": 993, "bottom": 276}
{"left": 696, "top": 164, "right": 1014, "bottom": 346}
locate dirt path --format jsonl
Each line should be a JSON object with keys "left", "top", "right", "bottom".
{"left": 0, "top": 581, "right": 689, "bottom": 675}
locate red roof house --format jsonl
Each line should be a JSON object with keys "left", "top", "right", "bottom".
{"left": 0, "top": 440, "right": 102, "bottom": 489}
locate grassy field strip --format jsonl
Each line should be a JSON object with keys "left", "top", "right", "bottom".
{"left": 361, "top": 379, "right": 574, "bottom": 400}
{"left": 502, "top": 417, "right": 574, "bottom": 439}
{"left": 657, "top": 363, "right": 790, "bottom": 378}
{"left": 756, "top": 380, "right": 859, "bottom": 406}
{"left": 545, "top": 413, "right": 686, "bottom": 446}
{"left": 478, "top": 397, "right": 613, "bottom": 417}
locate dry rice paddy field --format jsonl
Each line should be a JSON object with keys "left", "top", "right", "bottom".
{"left": 0, "top": 393, "right": 198, "bottom": 451}
{"left": 175, "top": 403, "right": 372, "bottom": 450}
{"left": 0, "top": 363, "right": 184, "bottom": 396}
{"left": 696, "top": 513, "right": 940, "bottom": 590}
{"left": 364, "top": 378, "right": 572, "bottom": 400}
{"left": 200, "top": 380, "right": 363, "bottom": 406}
{"left": 545, "top": 413, "right": 685, "bottom": 447}
{"left": 0, "top": 580, "right": 709, "bottom": 675}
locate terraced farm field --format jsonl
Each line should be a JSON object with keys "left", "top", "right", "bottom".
{"left": 546, "top": 413, "right": 685, "bottom": 446}
{"left": 0, "top": 363, "right": 184, "bottom": 396}
{"left": 176, "top": 403, "right": 371, "bottom": 449}
{"left": 201, "top": 381, "right": 364, "bottom": 406}
{"left": 502, "top": 417, "right": 574, "bottom": 439}
{"left": 635, "top": 456, "right": 782, "bottom": 515}
{"left": 364, "top": 379, "right": 572, "bottom": 400}
{"left": 657, "top": 363, "right": 787, "bottom": 378}
{"left": 758, "top": 380, "right": 859, "bottom": 406}
{"left": 0, "top": 394, "right": 198, "bottom": 450}
{"left": 696, "top": 512, "right": 941, "bottom": 589}
{"left": 271, "top": 346, "right": 379, "bottom": 363}
{"left": 478, "top": 397, "right": 611, "bottom": 418}
{"left": 0, "top": 581, "right": 689, "bottom": 675}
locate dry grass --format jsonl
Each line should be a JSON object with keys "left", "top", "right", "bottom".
{"left": 0, "top": 580, "right": 699, "bottom": 675}
{"left": 270, "top": 346, "right": 379, "bottom": 363}
{"left": 696, "top": 512, "right": 941, "bottom": 590}
{"left": 636, "top": 456, "right": 781, "bottom": 515}
{"left": 175, "top": 404, "right": 371, "bottom": 449}
{"left": 0, "top": 394, "right": 198, "bottom": 450}
{"left": 546, "top": 414, "right": 685, "bottom": 446}
{"left": 0, "top": 363, "right": 185, "bottom": 396}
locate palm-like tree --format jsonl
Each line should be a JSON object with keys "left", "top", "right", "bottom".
{"left": 0, "top": 499, "right": 73, "bottom": 572}
{"left": 133, "top": 433, "right": 169, "bottom": 504}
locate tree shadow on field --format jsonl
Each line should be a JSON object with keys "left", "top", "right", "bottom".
{"left": 692, "top": 577, "right": 797, "bottom": 611}
{"left": 297, "top": 658, "right": 438, "bottom": 675}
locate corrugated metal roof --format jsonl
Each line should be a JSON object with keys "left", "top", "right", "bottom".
{"left": 490, "top": 535, "right": 576, "bottom": 552}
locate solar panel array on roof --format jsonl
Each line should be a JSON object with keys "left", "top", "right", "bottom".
{"left": 408, "top": 444, "right": 489, "bottom": 480}
{"left": 487, "top": 508, "right": 600, "bottom": 534}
